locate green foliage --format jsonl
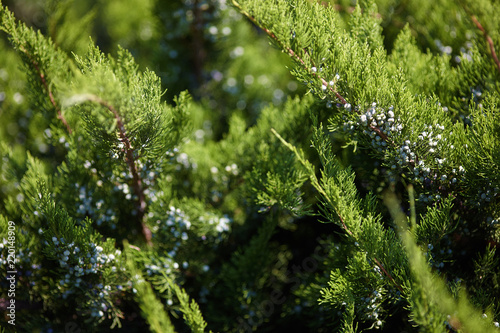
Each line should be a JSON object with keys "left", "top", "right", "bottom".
{"left": 385, "top": 190, "right": 499, "bottom": 332}
{"left": 1, "top": 0, "right": 500, "bottom": 331}
{"left": 126, "top": 250, "right": 176, "bottom": 333}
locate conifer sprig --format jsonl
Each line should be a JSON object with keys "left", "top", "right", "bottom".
{"left": 0, "top": 4, "right": 73, "bottom": 134}
{"left": 271, "top": 128, "right": 405, "bottom": 295}
{"left": 231, "top": 0, "right": 347, "bottom": 105}
{"left": 231, "top": 0, "right": 398, "bottom": 148}
{"left": 385, "top": 190, "right": 499, "bottom": 333}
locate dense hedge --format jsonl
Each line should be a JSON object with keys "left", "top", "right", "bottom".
{"left": 1, "top": 0, "right": 499, "bottom": 332}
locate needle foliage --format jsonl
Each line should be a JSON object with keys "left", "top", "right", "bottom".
{"left": 1, "top": 0, "right": 499, "bottom": 332}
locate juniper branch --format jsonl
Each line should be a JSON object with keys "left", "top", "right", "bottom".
{"left": 231, "top": 0, "right": 347, "bottom": 105}
{"left": 231, "top": 0, "right": 397, "bottom": 149}
{"left": 271, "top": 128, "right": 404, "bottom": 294}
{"left": 0, "top": 5, "right": 73, "bottom": 133}
{"left": 86, "top": 95, "right": 152, "bottom": 246}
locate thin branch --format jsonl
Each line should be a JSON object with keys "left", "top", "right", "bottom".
{"left": 369, "top": 123, "right": 397, "bottom": 148}
{"left": 471, "top": 15, "right": 500, "bottom": 75}
{"left": 18, "top": 45, "right": 73, "bottom": 134}
{"left": 89, "top": 95, "right": 152, "bottom": 246}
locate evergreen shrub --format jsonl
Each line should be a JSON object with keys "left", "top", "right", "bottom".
{"left": 0, "top": 0, "right": 499, "bottom": 332}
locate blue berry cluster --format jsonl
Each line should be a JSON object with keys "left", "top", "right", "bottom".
{"left": 50, "top": 237, "right": 119, "bottom": 287}
{"left": 47, "top": 236, "right": 123, "bottom": 320}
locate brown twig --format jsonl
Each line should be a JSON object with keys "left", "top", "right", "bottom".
{"left": 471, "top": 15, "right": 500, "bottom": 75}
{"left": 89, "top": 96, "right": 152, "bottom": 246}
{"left": 370, "top": 123, "right": 392, "bottom": 144}
{"left": 18, "top": 45, "right": 73, "bottom": 134}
